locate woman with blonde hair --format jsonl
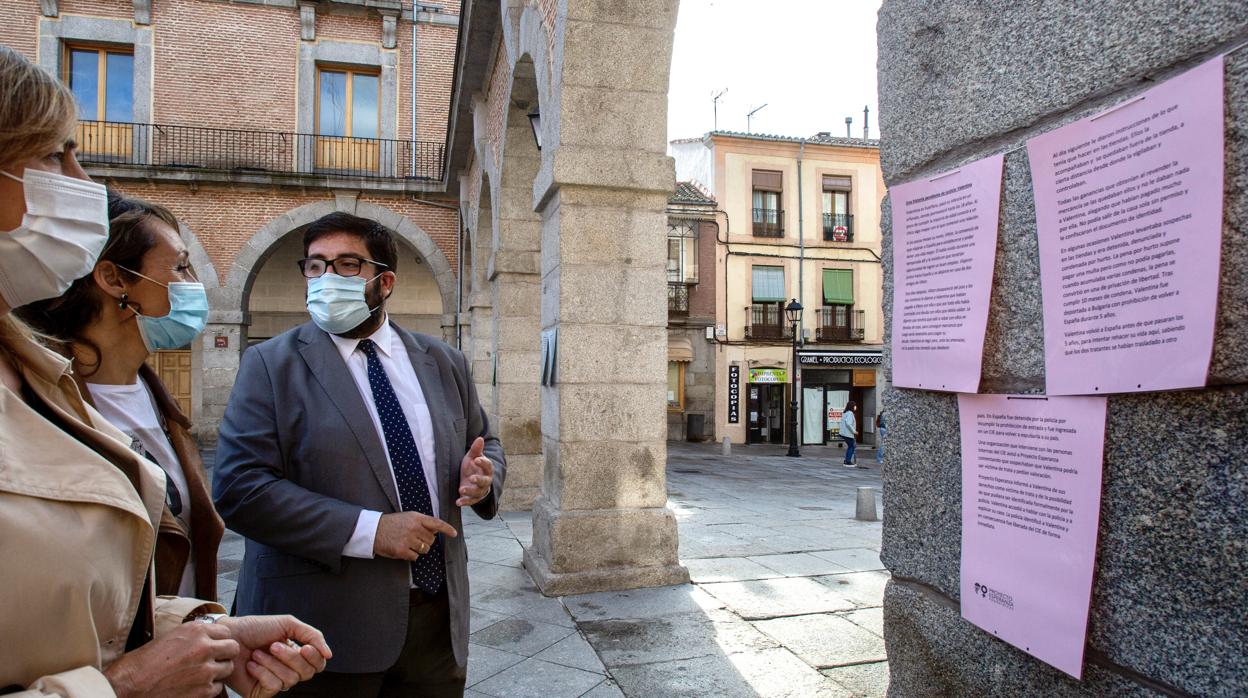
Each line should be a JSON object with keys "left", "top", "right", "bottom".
{"left": 0, "top": 44, "right": 329, "bottom": 697}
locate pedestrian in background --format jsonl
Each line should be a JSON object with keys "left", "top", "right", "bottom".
{"left": 840, "top": 400, "right": 858, "bottom": 467}
{"left": 876, "top": 409, "right": 886, "bottom": 465}
{"left": 19, "top": 191, "right": 223, "bottom": 600}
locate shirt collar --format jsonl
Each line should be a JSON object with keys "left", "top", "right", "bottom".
{"left": 328, "top": 315, "right": 393, "bottom": 364}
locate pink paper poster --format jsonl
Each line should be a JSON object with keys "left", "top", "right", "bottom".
{"left": 891, "top": 154, "right": 1003, "bottom": 393}
{"left": 958, "top": 393, "right": 1107, "bottom": 679}
{"left": 1028, "top": 56, "right": 1224, "bottom": 395}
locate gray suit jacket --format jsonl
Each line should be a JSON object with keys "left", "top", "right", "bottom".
{"left": 212, "top": 321, "right": 505, "bottom": 673}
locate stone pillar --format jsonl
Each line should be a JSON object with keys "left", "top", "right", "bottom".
{"left": 877, "top": 3, "right": 1248, "bottom": 696}
{"left": 521, "top": 0, "right": 687, "bottom": 595}
{"left": 196, "top": 321, "right": 245, "bottom": 447}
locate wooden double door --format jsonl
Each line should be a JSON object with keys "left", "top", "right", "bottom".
{"left": 144, "top": 350, "right": 192, "bottom": 418}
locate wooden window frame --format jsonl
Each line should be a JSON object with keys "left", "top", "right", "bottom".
{"left": 62, "top": 42, "right": 135, "bottom": 123}
{"left": 314, "top": 64, "right": 382, "bottom": 139}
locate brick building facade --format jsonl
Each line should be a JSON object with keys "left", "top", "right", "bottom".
{"left": 0, "top": 0, "right": 464, "bottom": 441}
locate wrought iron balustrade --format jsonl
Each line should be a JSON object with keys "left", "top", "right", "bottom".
{"left": 668, "top": 282, "right": 692, "bottom": 314}
{"left": 752, "top": 207, "right": 784, "bottom": 237}
{"left": 744, "top": 303, "right": 792, "bottom": 340}
{"left": 822, "top": 213, "right": 855, "bottom": 242}
{"left": 73, "top": 121, "right": 445, "bottom": 182}
{"left": 816, "top": 307, "right": 866, "bottom": 342}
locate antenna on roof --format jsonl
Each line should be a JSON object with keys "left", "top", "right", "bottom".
{"left": 712, "top": 88, "right": 728, "bottom": 131}
{"left": 746, "top": 103, "right": 768, "bottom": 134}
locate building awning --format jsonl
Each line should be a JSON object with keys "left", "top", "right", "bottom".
{"left": 823, "top": 268, "right": 854, "bottom": 305}
{"left": 668, "top": 337, "right": 694, "bottom": 362}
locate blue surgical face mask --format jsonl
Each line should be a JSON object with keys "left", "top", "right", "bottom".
{"left": 118, "top": 266, "right": 209, "bottom": 350}
{"left": 306, "top": 272, "right": 382, "bottom": 335}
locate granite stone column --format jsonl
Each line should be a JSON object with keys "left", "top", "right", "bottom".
{"left": 877, "top": 2, "right": 1248, "bottom": 695}
{"left": 521, "top": 0, "right": 688, "bottom": 595}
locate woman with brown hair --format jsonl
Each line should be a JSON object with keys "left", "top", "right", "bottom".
{"left": 20, "top": 190, "right": 223, "bottom": 601}
{"left": 0, "top": 44, "right": 329, "bottom": 697}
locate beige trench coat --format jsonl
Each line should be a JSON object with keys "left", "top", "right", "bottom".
{"left": 0, "top": 324, "right": 222, "bottom": 697}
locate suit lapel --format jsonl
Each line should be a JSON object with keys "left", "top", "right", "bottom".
{"left": 296, "top": 324, "right": 401, "bottom": 512}
{"left": 395, "top": 324, "right": 454, "bottom": 518}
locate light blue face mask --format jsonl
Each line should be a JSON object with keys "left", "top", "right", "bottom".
{"left": 306, "top": 272, "right": 382, "bottom": 335}
{"left": 118, "top": 266, "right": 209, "bottom": 351}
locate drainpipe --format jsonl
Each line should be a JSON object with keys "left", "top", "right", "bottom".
{"left": 796, "top": 138, "right": 806, "bottom": 441}
{"left": 796, "top": 139, "right": 806, "bottom": 338}
{"left": 419, "top": 12, "right": 424, "bottom": 147}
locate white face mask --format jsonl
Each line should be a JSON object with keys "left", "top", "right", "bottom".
{"left": 0, "top": 168, "right": 109, "bottom": 309}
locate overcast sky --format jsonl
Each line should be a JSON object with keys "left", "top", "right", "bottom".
{"left": 666, "top": 0, "right": 884, "bottom": 144}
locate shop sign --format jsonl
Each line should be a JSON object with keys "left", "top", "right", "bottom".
{"left": 727, "top": 365, "right": 740, "bottom": 423}
{"left": 799, "top": 352, "right": 882, "bottom": 366}
{"left": 749, "top": 368, "right": 788, "bottom": 384}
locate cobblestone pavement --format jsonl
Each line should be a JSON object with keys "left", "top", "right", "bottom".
{"left": 213, "top": 441, "right": 888, "bottom": 697}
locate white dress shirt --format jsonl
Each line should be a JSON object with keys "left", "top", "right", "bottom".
{"left": 331, "top": 318, "right": 440, "bottom": 559}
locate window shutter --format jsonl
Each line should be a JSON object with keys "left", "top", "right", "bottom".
{"left": 823, "top": 268, "right": 854, "bottom": 305}
{"left": 752, "top": 266, "right": 786, "bottom": 302}
{"left": 752, "top": 169, "right": 783, "bottom": 191}
{"left": 822, "top": 175, "right": 852, "bottom": 191}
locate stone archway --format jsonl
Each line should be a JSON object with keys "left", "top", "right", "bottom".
{"left": 196, "top": 199, "right": 458, "bottom": 444}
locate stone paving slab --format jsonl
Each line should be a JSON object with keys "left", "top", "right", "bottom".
{"left": 749, "top": 552, "right": 856, "bottom": 577}
{"left": 471, "top": 657, "right": 607, "bottom": 698}
{"left": 580, "top": 610, "right": 780, "bottom": 666}
{"left": 842, "top": 607, "right": 885, "bottom": 637}
{"left": 531, "top": 631, "right": 609, "bottom": 674}
{"left": 815, "top": 571, "right": 891, "bottom": 608}
{"left": 809, "top": 547, "right": 886, "bottom": 572}
{"left": 469, "top": 616, "right": 577, "bottom": 657}
{"left": 682, "top": 556, "right": 784, "bottom": 583}
{"left": 564, "top": 583, "right": 725, "bottom": 622}
{"left": 465, "top": 643, "right": 526, "bottom": 688}
{"left": 821, "top": 661, "right": 892, "bottom": 698}
{"left": 753, "top": 613, "right": 888, "bottom": 668}
{"left": 699, "top": 577, "right": 858, "bottom": 619}
{"left": 609, "top": 647, "right": 852, "bottom": 698}
{"left": 579, "top": 679, "right": 626, "bottom": 697}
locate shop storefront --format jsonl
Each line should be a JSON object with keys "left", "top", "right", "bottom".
{"left": 746, "top": 367, "right": 789, "bottom": 444}
{"left": 798, "top": 350, "right": 883, "bottom": 446}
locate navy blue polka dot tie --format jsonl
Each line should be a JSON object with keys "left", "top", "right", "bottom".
{"left": 358, "top": 339, "right": 444, "bottom": 594}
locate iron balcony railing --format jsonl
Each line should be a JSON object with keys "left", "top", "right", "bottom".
{"left": 816, "top": 307, "right": 866, "bottom": 342}
{"left": 668, "top": 282, "right": 693, "bottom": 315}
{"left": 823, "top": 213, "right": 855, "bottom": 242}
{"left": 744, "top": 303, "right": 793, "bottom": 340}
{"left": 752, "top": 207, "right": 784, "bottom": 237}
{"left": 73, "top": 120, "right": 445, "bottom": 182}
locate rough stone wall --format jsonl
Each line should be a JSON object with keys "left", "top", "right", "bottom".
{"left": 877, "top": 3, "right": 1248, "bottom": 697}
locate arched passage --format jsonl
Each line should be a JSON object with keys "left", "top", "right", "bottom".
{"left": 489, "top": 54, "right": 545, "bottom": 511}
{"left": 196, "top": 199, "right": 458, "bottom": 444}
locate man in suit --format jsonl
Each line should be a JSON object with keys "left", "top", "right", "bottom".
{"left": 213, "top": 212, "right": 505, "bottom": 697}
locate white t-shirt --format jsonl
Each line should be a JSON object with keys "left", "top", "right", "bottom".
{"left": 87, "top": 380, "right": 195, "bottom": 596}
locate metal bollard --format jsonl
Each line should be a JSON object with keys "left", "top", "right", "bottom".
{"left": 856, "top": 487, "right": 878, "bottom": 522}
{"left": 721, "top": 436, "right": 732, "bottom": 456}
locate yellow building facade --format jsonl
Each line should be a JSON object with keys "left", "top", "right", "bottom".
{"left": 672, "top": 132, "right": 885, "bottom": 447}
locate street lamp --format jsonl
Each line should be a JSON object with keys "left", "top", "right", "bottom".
{"left": 785, "top": 298, "right": 803, "bottom": 457}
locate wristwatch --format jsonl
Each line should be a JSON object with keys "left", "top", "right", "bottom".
{"left": 193, "top": 612, "right": 228, "bottom": 624}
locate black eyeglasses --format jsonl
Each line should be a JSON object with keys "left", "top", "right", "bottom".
{"left": 297, "top": 255, "right": 389, "bottom": 279}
